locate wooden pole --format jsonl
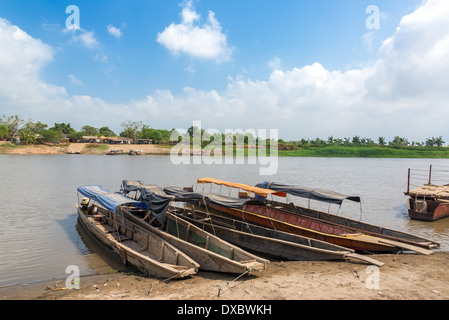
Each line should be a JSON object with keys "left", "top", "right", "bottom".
{"left": 407, "top": 168, "right": 411, "bottom": 194}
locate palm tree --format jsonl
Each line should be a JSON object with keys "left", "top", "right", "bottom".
{"left": 435, "top": 136, "right": 445, "bottom": 147}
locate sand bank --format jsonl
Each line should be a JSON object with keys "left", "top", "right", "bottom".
{"left": 1, "top": 252, "right": 448, "bottom": 301}
{"left": 0, "top": 142, "right": 171, "bottom": 155}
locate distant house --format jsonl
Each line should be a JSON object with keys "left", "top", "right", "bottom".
{"left": 82, "top": 136, "right": 101, "bottom": 143}
{"left": 104, "top": 137, "right": 133, "bottom": 145}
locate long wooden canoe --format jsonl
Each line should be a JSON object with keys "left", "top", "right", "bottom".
{"left": 194, "top": 178, "right": 439, "bottom": 252}
{"left": 76, "top": 204, "right": 198, "bottom": 279}
{"left": 202, "top": 202, "right": 435, "bottom": 254}
{"left": 121, "top": 206, "right": 268, "bottom": 274}
{"left": 241, "top": 203, "right": 435, "bottom": 255}
{"left": 265, "top": 200, "right": 440, "bottom": 250}
{"left": 170, "top": 205, "right": 384, "bottom": 266}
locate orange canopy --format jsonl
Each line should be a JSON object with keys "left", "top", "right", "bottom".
{"left": 197, "top": 178, "right": 286, "bottom": 198}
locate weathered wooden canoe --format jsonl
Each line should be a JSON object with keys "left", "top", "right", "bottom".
{"left": 170, "top": 205, "right": 384, "bottom": 266}
{"left": 121, "top": 206, "right": 268, "bottom": 274}
{"left": 240, "top": 203, "right": 435, "bottom": 255}
{"left": 119, "top": 181, "right": 268, "bottom": 274}
{"left": 255, "top": 181, "right": 439, "bottom": 249}
{"left": 265, "top": 199, "right": 440, "bottom": 250}
{"left": 203, "top": 202, "right": 434, "bottom": 253}
{"left": 76, "top": 204, "right": 198, "bottom": 279}
{"left": 193, "top": 179, "right": 436, "bottom": 254}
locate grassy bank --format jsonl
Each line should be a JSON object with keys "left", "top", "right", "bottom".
{"left": 278, "top": 145, "right": 449, "bottom": 158}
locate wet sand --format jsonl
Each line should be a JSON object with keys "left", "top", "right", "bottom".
{"left": 1, "top": 252, "right": 448, "bottom": 301}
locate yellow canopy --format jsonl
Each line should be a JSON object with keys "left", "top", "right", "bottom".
{"left": 197, "top": 177, "right": 286, "bottom": 198}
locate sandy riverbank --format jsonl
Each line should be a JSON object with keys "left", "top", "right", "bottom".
{"left": 1, "top": 252, "right": 448, "bottom": 301}
{"left": 0, "top": 142, "right": 171, "bottom": 155}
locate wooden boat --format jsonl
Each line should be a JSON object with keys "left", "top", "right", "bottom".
{"left": 107, "top": 150, "right": 124, "bottom": 155}
{"left": 76, "top": 187, "right": 198, "bottom": 279}
{"left": 258, "top": 182, "right": 440, "bottom": 249}
{"left": 170, "top": 204, "right": 384, "bottom": 266}
{"left": 264, "top": 200, "right": 440, "bottom": 250}
{"left": 119, "top": 181, "right": 268, "bottom": 274}
{"left": 405, "top": 165, "right": 449, "bottom": 222}
{"left": 205, "top": 202, "right": 406, "bottom": 253}
{"left": 122, "top": 208, "right": 268, "bottom": 274}
{"left": 194, "top": 179, "right": 436, "bottom": 254}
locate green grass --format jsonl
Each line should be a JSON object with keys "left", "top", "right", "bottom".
{"left": 159, "top": 143, "right": 449, "bottom": 158}
{"left": 278, "top": 145, "right": 449, "bottom": 158}
{"left": 0, "top": 142, "right": 21, "bottom": 149}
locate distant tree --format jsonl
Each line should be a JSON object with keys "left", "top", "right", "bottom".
{"left": 0, "top": 115, "right": 25, "bottom": 141}
{"left": 352, "top": 136, "right": 361, "bottom": 145}
{"left": 390, "top": 136, "right": 409, "bottom": 147}
{"left": 362, "top": 137, "right": 374, "bottom": 145}
{"left": 99, "top": 126, "right": 116, "bottom": 137}
{"left": 311, "top": 137, "right": 326, "bottom": 145}
{"left": 18, "top": 121, "right": 48, "bottom": 145}
{"left": 81, "top": 125, "right": 99, "bottom": 136}
{"left": 425, "top": 137, "right": 435, "bottom": 147}
{"left": 327, "top": 136, "right": 334, "bottom": 145}
{"left": 68, "top": 131, "right": 84, "bottom": 142}
{"left": 435, "top": 136, "right": 445, "bottom": 147}
{"left": 51, "top": 123, "right": 75, "bottom": 135}
{"left": 378, "top": 137, "right": 386, "bottom": 146}
{"left": 41, "top": 129, "right": 64, "bottom": 143}
{"left": 120, "top": 120, "right": 143, "bottom": 143}
{"left": 0, "top": 124, "right": 8, "bottom": 139}
{"left": 425, "top": 137, "right": 445, "bottom": 147}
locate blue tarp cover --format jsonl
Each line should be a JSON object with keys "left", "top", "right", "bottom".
{"left": 78, "top": 185, "right": 146, "bottom": 213}
{"left": 77, "top": 185, "right": 112, "bottom": 198}
{"left": 95, "top": 193, "right": 146, "bottom": 213}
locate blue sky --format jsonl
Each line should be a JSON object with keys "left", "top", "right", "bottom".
{"left": 1, "top": 0, "right": 448, "bottom": 142}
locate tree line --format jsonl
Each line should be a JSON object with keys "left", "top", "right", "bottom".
{"left": 281, "top": 135, "right": 446, "bottom": 149}
{"left": 0, "top": 114, "right": 446, "bottom": 148}
{"left": 0, "top": 115, "right": 173, "bottom": 145}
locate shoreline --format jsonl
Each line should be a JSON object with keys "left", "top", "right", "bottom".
{"left": 0, "top": 142, "right": 171, "bottom": 156}
{"left": 1, "top": 252, "right": 449, "bottom": 300}
{"left": 1, "top": 142, "right": 449, "bottom": 158}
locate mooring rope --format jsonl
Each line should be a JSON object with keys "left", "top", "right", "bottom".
{"left": 217, "top": 267, "right": 254, "bottom": 297}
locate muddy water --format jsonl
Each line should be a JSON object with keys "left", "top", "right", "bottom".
{"left": 0, "top": 155, "right": 448, "bottom": 287}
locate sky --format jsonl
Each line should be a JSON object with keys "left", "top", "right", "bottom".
{"left": 0, "top": 0, "right": 448, "bottom": 142}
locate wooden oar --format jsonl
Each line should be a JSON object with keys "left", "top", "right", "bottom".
{"left": 344, "top": 253, "right": 384, "bottom": 267}
{"left": 377, "top": 239, "right": 434, "bottom": 255}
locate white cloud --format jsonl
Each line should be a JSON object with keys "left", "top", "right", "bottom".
{"left": 107, "top": 24, "right": 122, "bottom": 39}
{"left": 0, "top": 18, "right": 67, "bottom": 117}
{"left": 268, "top": 57, "right": 282, "bottom": 70}
{"left": 63, "top": 27, "right": 99, "bottom": 49}
{"left": 157, "top": 0, "right": 232, "bottom": 62}
{"left": 1, "top": 0, "right": 449, "bottom": 142}
{"left": 68, "top": 74, "right": 83, "bottom": 86}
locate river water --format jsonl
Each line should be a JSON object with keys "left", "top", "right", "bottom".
{"left": 0, "top": 155, "right": 448, "bottom": 288}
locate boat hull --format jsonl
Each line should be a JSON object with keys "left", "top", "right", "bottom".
{"left": 76, "top": 205, "right": 198, "bottom": 279}
{"left": 408, "top": 198, "right": 449, "bottom": 222}
{"left": 171, "top": 206, "right": 378, "bottom": 263}
{"left": 266, "top": 200, "right": 440, "bottom": 249}
{"left": 204, "top": 203, "right": 397, "bottom": 253}
{"left": 121, "top": 208, "right": 268, "bottom": 274}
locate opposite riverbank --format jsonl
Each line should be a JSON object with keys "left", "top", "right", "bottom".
{"left": 1, "top": 142, "right": 449, "bottom": 158}
{"left": 1, "top": 252, "right": 448, "bottom": 300}
{"left": 0, "top": 142, "right": 171, "bottom": 155}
